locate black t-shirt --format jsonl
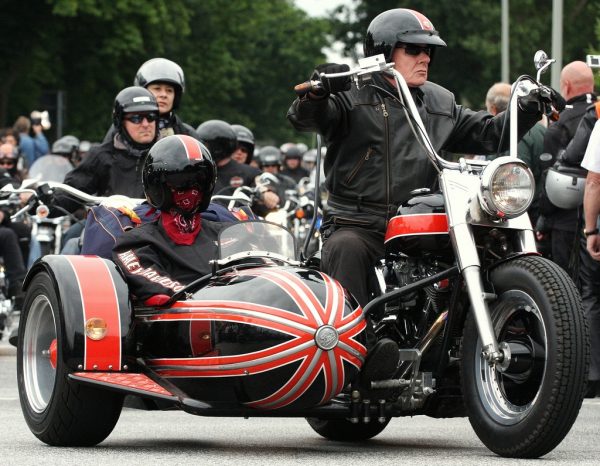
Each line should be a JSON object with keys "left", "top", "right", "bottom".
{"left": 214, "top": 159, "right": 262, "bottom": 194}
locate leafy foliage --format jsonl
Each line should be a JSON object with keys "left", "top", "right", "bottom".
{"left": 0, "top": 0, "right": 326, "bottom": 144}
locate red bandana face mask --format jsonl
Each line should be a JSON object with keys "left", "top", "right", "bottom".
{"left": 161, "top": 187, "right": 204, "bottom": 245}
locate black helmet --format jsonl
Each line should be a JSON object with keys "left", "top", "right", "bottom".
{"left": 231, "top": 124, "right": 255, "bottom": 162}
{"left": 52, "top": 135, "right": 80, "bottom": 157}
{"left": 281, "top": 143, "right": 303, "bottom": 160}
{"left": 112, "top": 86, "right": 159, "bottom": 149}
{"left": 143, "top": 134, "right": 216, "bottom": 214}
{"left": 196, "top": 120, "right": 237, "bottom": 162}
{"left": 134, "top": 58, "right": 185, "bottom": 110}
{"left": 258, "top": 145, "right": 281, "bottom": 168}
{"left": 363, "top": 8, "right": 446, "bottom": 62}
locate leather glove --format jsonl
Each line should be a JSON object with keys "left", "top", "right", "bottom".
{"left": 310, "top": 63, "right": 351, "bottom": 96}
{"left": 518, "top": 85, "right": 565, "bottom": 115}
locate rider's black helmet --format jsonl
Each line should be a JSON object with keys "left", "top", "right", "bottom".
{"left": 112, "top": 86, "right": 159, "bottom": 149}
{"left": 143, "top": 134, "right": 216, "bottom": 214}
{"left": 196, "top": 120, "right": 237, "bottom": 162}
{"left": 231, "top": 124, "right": 255, "bottom": 163}
{"left": 257, "top": 145, "right": 281, "bottom": 168}
{"left": 281, "top": 143, "right": 303, "bottom": 160}
{"left": 134, "top": 58, "right": 186, "bottom": 110}
{"left": 363, "top": 8, "right": 446, "bottom": 62}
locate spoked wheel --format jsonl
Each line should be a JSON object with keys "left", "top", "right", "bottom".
{"left": 306, "top": 417, "right": 390, "bottom": 441}
{"left": 17, "top": 272, "right": 123, "bottom": 446}
{"left": 461, "top": 256, "right": 589, "bottom": 458}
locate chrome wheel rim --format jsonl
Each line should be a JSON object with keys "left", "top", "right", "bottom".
{"left": 474, "top": 290, "right": 548, "bottom": 425}
{"left": 22, "top": 294, "right": 57, "bottom": 413}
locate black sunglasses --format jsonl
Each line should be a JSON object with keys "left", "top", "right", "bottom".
{"left": 125, "top": 113, "right": 159, "bottom": 124}
{"left": 397, "top": 44, "right": 433, "bottom": 57}
{"left": 0, "top": 159, "right": 15, "bottom": 166}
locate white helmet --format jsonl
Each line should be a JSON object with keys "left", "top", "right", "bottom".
{"left": 545, "top": 164, "right": 586, "bottom": 209}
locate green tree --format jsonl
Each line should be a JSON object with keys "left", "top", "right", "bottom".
{"left": 0, "top": 0, "right": 328, "bottom": 146}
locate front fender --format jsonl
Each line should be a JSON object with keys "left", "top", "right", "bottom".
{"left": 24, "top": 255, "right": 133, "bottom": 371}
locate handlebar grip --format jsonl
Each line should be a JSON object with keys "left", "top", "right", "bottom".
{"left": 294, "top": 80, "right": 322, "bottom": 97}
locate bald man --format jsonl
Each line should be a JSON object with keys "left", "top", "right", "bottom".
{"left": 539, "top": 61, "right": 597, "bottom": 276}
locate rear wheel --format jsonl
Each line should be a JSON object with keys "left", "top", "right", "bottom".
{"left": 17, "top": 272, "right": 123, "bottom": 446}
{"left": 461, "top": 256, "right": 589, "bottom": 458}
{"left": 306, "top": 417, "right": 390, "bottom": 441}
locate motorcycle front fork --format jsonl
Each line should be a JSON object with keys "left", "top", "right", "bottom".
{"left": 451, "top": 223, "right": 503, "bottom": 364}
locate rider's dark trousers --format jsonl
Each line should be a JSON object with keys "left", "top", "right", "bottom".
{"left": 0, "top": 226, "right": 26, "bottom": 294}
{"left": 321, "top": 225, "right": 384, "bottom": 308}
{"left": 578, "top": 233, "right": 600, "bottom": 381}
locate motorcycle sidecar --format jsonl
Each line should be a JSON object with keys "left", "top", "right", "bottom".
{"left": 17, "top": 254, "right": 367, "bottom": 446}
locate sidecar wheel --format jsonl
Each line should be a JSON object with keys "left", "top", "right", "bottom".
{"left": 17, "top": 272, "right": 123, "bottom": 446}
{"left": 461, "top": 256, "right": 589, "bottom": 458}
{"left": 306, "top": 417, "right": 390, "bottom": 441}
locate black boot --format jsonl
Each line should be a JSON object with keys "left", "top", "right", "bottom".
{"left": 359, "top": 338, "right": 400, "bottom": 391}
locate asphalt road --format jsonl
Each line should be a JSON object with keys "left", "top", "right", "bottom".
{"left": 1, "top": 338, "right": 600, "bottom": 465}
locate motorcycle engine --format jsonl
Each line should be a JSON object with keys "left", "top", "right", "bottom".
{"left": 377, "top": 253, "right": 450, "bottom": 348}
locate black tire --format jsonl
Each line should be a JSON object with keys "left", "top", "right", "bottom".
{"left": 461, "top": 256, "right": 589, "bottom": 458}
{"left": 306, "top": 417, "right": 390, "bottom": 441}
{"left": 17, "top": 272, "right": 123, "bottom": 446}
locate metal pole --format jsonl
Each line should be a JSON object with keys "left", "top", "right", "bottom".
{"left": 551, "top": 0, "right": 563, "bottom": 89}
{"left": 501, "top": 0, "right": 509, "bottom": 82}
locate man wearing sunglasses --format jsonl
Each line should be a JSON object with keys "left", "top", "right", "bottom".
{"left": 287, "top": 7, "right": 548, "bottom": 387}
{"left": 59, "top": 86, "right": 159, "bottom": 214}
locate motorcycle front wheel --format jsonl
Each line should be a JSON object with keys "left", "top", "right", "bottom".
{"left": 461, "top": 256, "right": 589, "bottom": 458}
{"left": 17, "top": 271, "right": 123, "bottom": 446}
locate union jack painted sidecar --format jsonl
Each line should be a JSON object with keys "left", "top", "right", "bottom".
{"left": 17, "top": 221, "right": 366, "bottom": 446}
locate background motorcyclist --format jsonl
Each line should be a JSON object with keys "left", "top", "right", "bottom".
{"left": 231, "top": 124, "right": 255, "bottom": 165}
{"left": 0, "top": 169, "right": 26, "bottom": 311}
{"left": 104, "top": 58, "right": 200, "bottom": 142}
{"left": 60, "top": 86, "right": 159, "bottom": 211}
{"left": 257, "top": 146, "right": 297, "bottom": 202}
{"left": 197, "top": 119, "right": 279, "bottom": 211}
{"left": 280, "top": 143, "right": 310, "bottom": 183}
{"left": 112, "top": 134, "right": 226, "bottom": 304}
{"left": 27, "top": 135, "right": 78, "bottom": 183}
{"left": 287, "top": 7, "right": 547, "bottom": 385}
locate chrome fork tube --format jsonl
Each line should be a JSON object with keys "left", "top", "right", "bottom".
{"left": 451, "top": 223, "right": 502, "bottom": 363}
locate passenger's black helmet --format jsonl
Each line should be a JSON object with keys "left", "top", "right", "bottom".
{"left": 134, "top": 58, "right": 185, "bottom": 110}
{"left": 258, "top": 145, "right": 281, "bottom": 168}
{"left": 363, "top": 8, "right": 446, "bottom": 62}
{"left": 143, "top": 134, "right": 216, "bottom": 214}
{"left": 231, "top": 124, "right": 255, "bottom": 163}
{"left": 196, "top": 120, "right": 237, "bottom": 162}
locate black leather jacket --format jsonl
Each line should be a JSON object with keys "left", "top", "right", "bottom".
{"left": 59, "top": 135, "right": 147, "bottom": 212}
{"left": 544, "top": 93, "right": 597, "bottom": 158}
{"left": 560, "top": 101, "right": 600, "bottom": 167}
{"left": 288, "top": 74, "right": 539, "bottom": 228}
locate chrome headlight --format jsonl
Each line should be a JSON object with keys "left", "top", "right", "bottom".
{"left": 478, "top": 157, "right": 534, "bottom": 219}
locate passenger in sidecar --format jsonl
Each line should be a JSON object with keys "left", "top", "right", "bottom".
{"left": 110, "top": 134, "right": 227, "bottom": 304}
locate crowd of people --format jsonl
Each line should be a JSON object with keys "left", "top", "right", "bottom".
{"left": 1, "top": 6, "right": 599, "bottom": 398}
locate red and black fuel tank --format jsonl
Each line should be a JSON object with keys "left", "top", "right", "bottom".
{"left": 137, "top": 266, "right": 367, "bottom": 410}
{"left": 385, "top": 193, "right": 450, "bottom": 256}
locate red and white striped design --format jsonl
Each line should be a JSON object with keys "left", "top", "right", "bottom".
{"left": 176, "top": 134, "right": 204, "bottom": 160}
{"left": 407, "top": 9, "right": 435, "bottom": 31}
{"left": 145, "top": 268, "right": 366, "bottom": 409}
{"left": 65, "top": 256, "right": 123, "bottom": 370}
